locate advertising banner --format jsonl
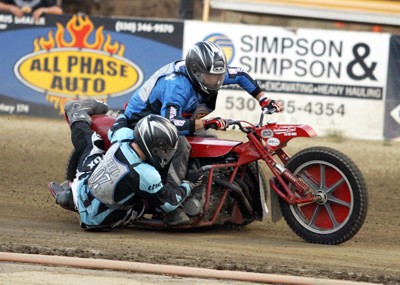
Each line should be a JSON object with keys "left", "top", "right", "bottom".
{"left": 384, "top": 36, "right": 400, "bottom": 140}
{"left": 0, "top": 13, "right": 183, "bottom": 117}
{"left": 184, "top": 21, "right": 390, "bottom": 140}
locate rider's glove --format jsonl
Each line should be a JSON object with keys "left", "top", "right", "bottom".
{"left": 259, "top": 97, "right": 283, "bottom": 114}
{"left": 110, "top": 113, "right": 128, "bottom": 134}
{"left": 184, "top": 169, "right": 206, "bottom": 189}
{"left": 203, "top": 117, "right": 227, "bottom": 130}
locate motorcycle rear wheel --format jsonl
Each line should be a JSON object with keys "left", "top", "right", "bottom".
{"left": 278, "top": 146, "right": 368, "bottom": 244}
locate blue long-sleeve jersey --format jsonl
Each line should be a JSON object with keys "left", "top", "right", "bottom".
{"left": 124, "top": 61, "right": 262, "bottom": 135}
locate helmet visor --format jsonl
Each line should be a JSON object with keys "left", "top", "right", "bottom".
{"left": 195, "top": 72, "right": 225, "bottom": 91}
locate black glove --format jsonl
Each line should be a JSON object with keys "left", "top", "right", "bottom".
{"left": 203, "top": 117, "right": 227, "bottom": 130}
{"left": 110, "top": 113, "right": 128, "bottom": 134}
{"left": 184, "top": 169, "right": 206, "bottom": 189}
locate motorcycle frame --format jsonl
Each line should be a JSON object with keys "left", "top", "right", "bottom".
{"left": 243, "top": 127, "right": 317, "bottom": 205}
{"left": 185, "top": 121, "right": 318, "bottom": 227}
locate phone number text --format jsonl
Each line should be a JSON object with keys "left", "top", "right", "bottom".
{"left": 115, "top": 21, "right": 174, "bottom": 33}
{"left": 224, "top": 96, "right": 345, "bottom": 116}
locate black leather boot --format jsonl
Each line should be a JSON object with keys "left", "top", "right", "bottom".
{"left": 64, "top": 99, "right": 108, "bottom": 126}
{"left": 48, "top": 182, "right": 76, "bottom": 212}
{"left": 164, "top": 208, "right": 190, "bottom": 227}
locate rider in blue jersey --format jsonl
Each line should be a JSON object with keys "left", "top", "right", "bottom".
{"left": 49, "top": 99, "right": 203, "bottom": 230}
{"left": 125, "top": 41, "right": 283, "bottom": 135}
{"left": 124, "top": 41, "right": 283, "bottom": 224}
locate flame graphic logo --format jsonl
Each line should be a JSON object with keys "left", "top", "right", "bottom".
{"left": 33, "top": 15, "right": 125, "bottom": 55}
{"left": 14, "top": 15, "right": 143, "bottom": 112}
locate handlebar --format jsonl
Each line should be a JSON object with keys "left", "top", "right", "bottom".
{"left": 208, "top": 110, "right": 275, "bottom": 133}
{"left": 262, "top": 106, "right": 277, "bottom": 115}
{"left": 225, "top": 119, "right": 253, "bottom": 133}
{"left": 205, "top": 119, "right": 250, "bottom": 132}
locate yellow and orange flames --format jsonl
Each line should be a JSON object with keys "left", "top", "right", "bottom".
{"left": 34, "top": 15, "right": 118, "bottom": 111}
{"left": 46, "top": 94, "right": 70, "bottom": 114}
{"left": 33, "top": 15, "right": 125, "bottom": 56}
{"left": 46, "top": 94, "right": 107, "bottom": 115}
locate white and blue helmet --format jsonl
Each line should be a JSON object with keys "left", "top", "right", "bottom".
{"left": 185, "top": 41, "right": 227, "bottom": 96}
{"left": 134, "top": 115, "right": 179, "bottom": 169}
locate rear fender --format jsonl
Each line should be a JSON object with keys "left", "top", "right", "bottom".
{"left": 91, "top": 118, "right": 243, "bottom": 155}
{"left": 188, "top": 136, "right": 242, "bottom": 158}
{"left": 91, "top": 115, "right": 116, "bottom": 149}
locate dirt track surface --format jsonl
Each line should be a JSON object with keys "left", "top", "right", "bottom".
{"left": 0, "top": 116, "right": 399, "bottom": 284}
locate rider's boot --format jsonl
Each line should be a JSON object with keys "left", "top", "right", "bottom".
{"left": 64, "top": 99, "right": 108, "bottom": 126}
{"left": 48, "top": 181, "right": 70, "bottom": 198}
{"left": 48, "top": 181, "right": 76, "bottom": 212}
{"left": 164, "top": 207, "right": 190, "bottom": 227}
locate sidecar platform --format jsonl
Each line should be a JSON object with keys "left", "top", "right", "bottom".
{"left": 187, "top": 136, "right": 241, "bottom": 158}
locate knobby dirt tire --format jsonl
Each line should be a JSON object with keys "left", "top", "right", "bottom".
{"left": 278, "top": 147, "right": 368, "bottom": 245}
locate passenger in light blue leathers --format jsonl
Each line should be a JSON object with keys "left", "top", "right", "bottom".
{"left": 49, "top": 99, "right": 203, "bottom": 230}
{"left": 124, "top": 41, "right": 283, "bottom": 224}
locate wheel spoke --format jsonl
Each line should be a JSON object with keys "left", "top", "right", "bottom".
{"left": 307, "top": 204, "right": 321, "bottom": 226}
{"left": 319, "top": 164, "right": 326, "bottom": 189}
{"left": 323, "top": 203, "right": 340, "bottom": 228}
{"left": 299, "top": 173, "right": 319, "bottom": 192}
{"left": 327, "top": 195, "right": 351, "bottom": 208}
{"left": 299, "top": 164, "right": 326, "bottom": 191}
{"left": 326, "top": 177, "right": 345, "bottom": 194}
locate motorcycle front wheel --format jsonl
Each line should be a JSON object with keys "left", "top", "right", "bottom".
{"left": 278, "top": 146, "right": 368, "bottom": 245}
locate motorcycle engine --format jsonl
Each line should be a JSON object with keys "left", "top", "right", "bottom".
{"left": 182, "top": 156, "right": 236, "bottom": 222}
{"left": 183, "top": 186, "right": 205, "bottom": 216}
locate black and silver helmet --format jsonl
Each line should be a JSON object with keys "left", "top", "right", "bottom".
{"left": 134, "top": 115, "right": 179, "bottom": 169}
{"left": 185, "top": 41, "right": 227, "bottom": 96}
